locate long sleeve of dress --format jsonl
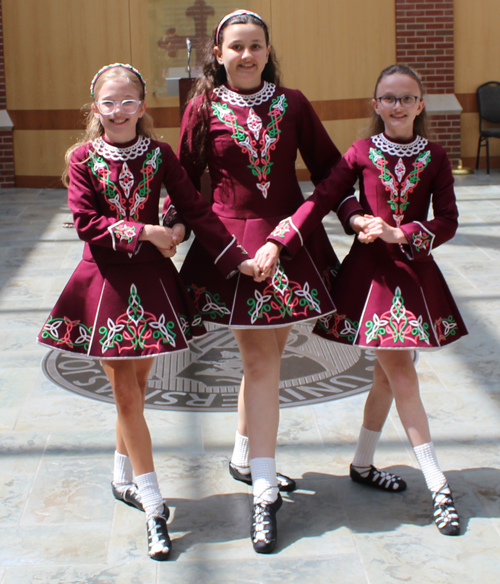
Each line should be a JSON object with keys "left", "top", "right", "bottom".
{"left": 398, "top": 147, "right": 458, "bottom": 260}
{"left": 159, "top": 142, "right": 247, "bottom": 277}
{"left": 267, "top": 146, "right": 363, "bottom": 256}
{"left": 68, "top": 149, "right": 146, "bottom": 255}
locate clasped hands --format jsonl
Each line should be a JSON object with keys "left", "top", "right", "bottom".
{"left": 140, "top": 223, "right": 186, "bottom": 257}
{"left": 350, "top": 214, "right": 406, "bottom": 245}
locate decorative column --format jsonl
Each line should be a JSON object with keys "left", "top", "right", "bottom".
{"left": 0, "top": 0, "right": 14, "bottom": 188}
{"left": 396, "top": 0, "right": 461, "bottom": 167}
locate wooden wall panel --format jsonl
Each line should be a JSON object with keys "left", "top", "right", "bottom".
{"left": 269, "top": 0, "right": 396, "bottom": 101}
{"left": 455, "top": 0, "right": 500, "bottom": 94}
{"left": 3, "top": 0, "right": 132, "bottom": 110}
{"left": 14, "top": 130, "right": 77, "bottom": 176}
{"left": 4, "top": 0, "right": 393, "bottom": 182}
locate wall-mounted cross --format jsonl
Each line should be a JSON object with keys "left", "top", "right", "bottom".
{"left": 157, "top": 0, "right": 215, "bottom": 65}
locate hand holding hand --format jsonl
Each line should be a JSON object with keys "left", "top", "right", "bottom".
{"left": 361, "top": 215, "right": 405, "bottom": 244}
{"left": 254, "top": 241, "right": 282, "bottom": 278}
{"left": 140, "top": 224, "right": 174, "bottom": 249}
{"left": 238, "top": 258, "right": 267, "bottom": 282}
{"left": 171, "top": 223, "right": 186, "bottom": 246}
{"left": 158, "top": 246, "right": 178, "bottom": 258}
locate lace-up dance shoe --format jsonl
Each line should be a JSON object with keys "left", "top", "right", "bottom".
{"left": 229, "top": 462, "right": 296, "bottom": 492}
{"left": 432, "top": 484, "right": 460, "bottom": 536}
{"left": 147, "top": 504, "right": 172, "bottom": 561}
{"left": 251, "top": 493, "right": 283, "bottom": 554}
{"left": 350, "top": 464, "right": 407, "bottom": 492}
{"left": 111, "top": 482, "right": 144, "bottom": 511}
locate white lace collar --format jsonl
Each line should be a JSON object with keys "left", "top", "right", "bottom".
{"left": 91, "top": 135, "right": 151, "bottom": 161}
{"left": 212, "top": 81, "right": 276, "bottom": 107}
{"left": 371, "top": 133, "right": 428, "bottom": 157}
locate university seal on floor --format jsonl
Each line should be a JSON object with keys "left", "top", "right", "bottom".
{"left": 42, "top": 323, "right": 375, "bottom": 412}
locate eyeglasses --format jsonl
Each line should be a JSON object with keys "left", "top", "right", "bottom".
{"left": 376, "top": 95, "right": 420, "bottom": 108}
{"left": 95, "top": 99, "right": 143, "bottom": 115}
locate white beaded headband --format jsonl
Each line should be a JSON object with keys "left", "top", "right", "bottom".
{"left": 216, "top": 10, "right": 266, "bottom": 45}
{"left": 90, "top": 63, "right": 146, "bottom": 98}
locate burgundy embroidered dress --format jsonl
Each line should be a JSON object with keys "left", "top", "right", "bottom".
{"left": 38, "top": 135, "right": 247, "bottom": 359}
{"left": 173, "top": 81, "right": 348, "bottom": 328}
{"left": 268, "top": 133, "right": 467, "bottom": 349}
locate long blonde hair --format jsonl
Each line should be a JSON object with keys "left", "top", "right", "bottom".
{"left": 62, "top": 66, "right": 156, "bottom": 186}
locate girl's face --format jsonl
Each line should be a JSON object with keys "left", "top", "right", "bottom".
{"left": 92, "top": 77, "right": 146, "bottom": 144}
{"left": 372, "top": 73, "right": 425, "bottom": 140}
{"left": 214, "top": 23, "right": 270, "bottom": 91}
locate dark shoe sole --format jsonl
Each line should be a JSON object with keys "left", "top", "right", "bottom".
{"left": 229, "top": 463, "right": 297, "bottom": 492}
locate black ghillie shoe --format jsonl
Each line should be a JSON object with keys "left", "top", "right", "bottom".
{"left": 229, "top": 462, "right": 296, "bottom": 492}
{"left": 147, "top": 504, "right": 172, "bottom": 561}
{"left": 432, "top": 484, "right": 460, "bottom": 536}
{"left": 111, "top": 482, "right": 144, "bottom": 511}
{"left": 350, "top": 464, "right": 407, "bottom": 492}
{"left": 251, "top": 493, "right": 282, "bottom": 554}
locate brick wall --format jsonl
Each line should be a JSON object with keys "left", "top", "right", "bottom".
{"left": 395, "top": 0, "right": 460, "bottom": 166}
{"left": 0, "top": 0, "right": 15, "bottom": 188}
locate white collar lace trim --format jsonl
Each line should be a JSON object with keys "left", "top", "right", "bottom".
{"left": 213, "top": 81, "right": 276, "bottom": 107}
{"left": 371, "top": 133, "right": 428, "bottom": 157}
{"left": 91, "top": 135, "right": 151, "bottom": 161}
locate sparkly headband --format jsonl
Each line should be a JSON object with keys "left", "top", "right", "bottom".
{"left": 90, "top": 63, "right": 147, "bottom": 98}
{"left": 215, "top": 10, "right": 266, "bottom": 45}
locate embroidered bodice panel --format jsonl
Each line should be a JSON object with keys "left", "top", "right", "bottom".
{"left": 86, "top": 138, "right": 163, "bottom": 221}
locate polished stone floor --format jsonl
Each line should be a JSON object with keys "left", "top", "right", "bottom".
{"left": 1, "top": 173, "right": 500, "bottom": 583}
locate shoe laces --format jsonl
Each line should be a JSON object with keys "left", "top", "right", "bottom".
{"left": 252, "top": 500, "right": 274, "bottom": 542}
{"left": 147, "top": 515, "right": 169, "bottom": 552}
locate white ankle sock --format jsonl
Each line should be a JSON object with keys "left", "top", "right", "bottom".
{"left": 250, "top": 457, "right": 278, "bottom": 503}
{"left": 413, "top": 442, "right": 447, "bottom": 492}
{"left": 113, "top": 451, "right": 133, "bottom": 488}
{"left": 231, "top": 431, "right": 250, "bottom": 473}
{"left": 352, "top": 427, "right": 381, "bottom": 469}
{"left": 136, "top": 471, "right": 165, "bottom": 519}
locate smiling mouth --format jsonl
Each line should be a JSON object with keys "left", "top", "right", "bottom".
{"left": 110, "top": 118, "right": 128, "bottom": 124}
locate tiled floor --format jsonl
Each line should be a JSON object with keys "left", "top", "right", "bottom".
{"left": 1, "top": 173, "right": 500, "bottom": 583}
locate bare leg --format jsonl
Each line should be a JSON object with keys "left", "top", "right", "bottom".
{"left": 102, "top": 357, "right": 155, "bottom": 476}
{"left": 232, "top": 326, "right": 292, "bottom": 459}
{"left": 375, "top": 350, "right": 431, "bottom": 447}
{"left": 114, "top": 357, "right": 153, "bottom": 456}
{"left": 360, "top": 359, "right": 394, "bottom": 432}
{"left": 236, "top": 326, "right": 290, "bottom": 438}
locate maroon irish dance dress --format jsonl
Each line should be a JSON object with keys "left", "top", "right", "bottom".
{"left": 38, "top": 135, "right": 247, "bottom": 359}
{"left": 172, "top": 81, "right": 351, "bottom": 328}
{"left": 268, "top": 133, "right": 468, "bottom": 349}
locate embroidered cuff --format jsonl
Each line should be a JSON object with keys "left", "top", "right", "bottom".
{"left": 400, "top": 221, "right": 435, "bottom": 260}
{"left": 267, "top": 217, "right": 303, "bottom": 257}
{"left": 107, "top": 220, "right": 141, "bottom": 253}
{"left": 214, "top": 235, "right": 249, "bottom": 278}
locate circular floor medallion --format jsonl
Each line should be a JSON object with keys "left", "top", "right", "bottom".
{"left": 42, "top": 323, "right": 375, "bottom": 412}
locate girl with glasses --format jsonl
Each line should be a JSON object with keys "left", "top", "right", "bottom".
{"left": 259, "top": 64, "right": 467, "bottom": 536}
{"left": 38, "top": 63, "right": 261, "bottom": 561}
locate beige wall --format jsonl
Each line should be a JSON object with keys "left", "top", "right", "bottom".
{"left": 455, "top": 0, "right": 500, "bottom": 163}
{"left": 4, "top": 0, "right": 394, "bottom": 182}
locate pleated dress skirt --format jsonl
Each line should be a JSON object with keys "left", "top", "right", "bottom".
{"left": 38, "top": 257, "right": 207, "bottom": 359}
{"left": 313, "top": 239, "right": 468, "bottom": 350}
{"left": 180, "top": 215, "right": 339, "bottom": 329}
